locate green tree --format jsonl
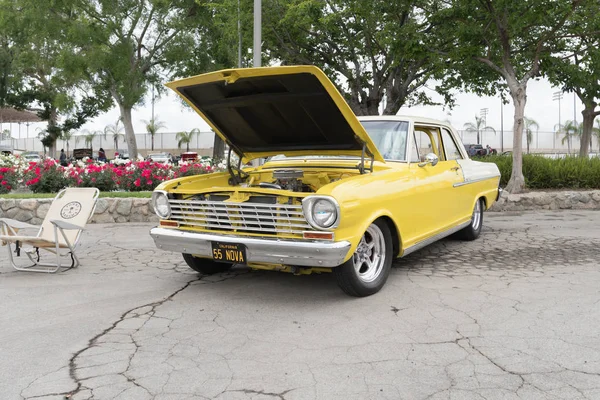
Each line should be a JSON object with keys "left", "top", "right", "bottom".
{"left": 544, "top": 2, "right": 600, "bottom": 158}
{"left": 142, "top": 117, "right": 167, "bottom": 151}
{"left": 463, "top": 116, "right": 496, "bottom": 145}
{"left": 262, "top": 0, "right": 449, "bottom": 116}
{"left": 176, "top": 128, "right": 201, "bottom": 152}
{"left": 73, "top": 0, "right": 210, "bottom": 164}
{"left": 104, "top": 120, "right": 125, "bottom": 152}
{"left": 0, "top": 0, "right": 111, "bottom": 157}
{"left": 524, "top": 117, "right": 539, "bottom": 154}
{"left": 429, "top": 0, "right": 583, "bottom": 193}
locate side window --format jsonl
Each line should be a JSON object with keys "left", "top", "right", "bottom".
{"left": 441, "top": 128, "right": 463, "bottom": 160}
{"left": 413, "top": 130, "right": 431, "bottom": 162}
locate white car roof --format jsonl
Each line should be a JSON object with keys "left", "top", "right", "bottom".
{"left": 358, "top": 115, "right": 452, "bottom": 128}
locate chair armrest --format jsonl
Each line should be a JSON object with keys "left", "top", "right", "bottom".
{"left": 0, "top": 218, "right": 39, "bottom": 230}
{"left": 50, "top": 220, "right": 85, "bottom": 231}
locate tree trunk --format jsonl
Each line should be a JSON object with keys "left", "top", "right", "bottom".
{"left": 579, "top": 102, "right": 597, "bottom": 158}
{"left": 48, "top": 107, "right": 58, "bottom": 158}
{"left": 119, "top": 104, "right": 138, "bottom": 160}
{"left": 213, "top": 135, "right": 225, "bottom": 160}
{"left": 505, "top": 83, "right": 527, "bottom": 193}
{"left": 151, "top": 134, "right": 155, "bottom": 151}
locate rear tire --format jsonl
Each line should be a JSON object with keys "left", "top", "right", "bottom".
{"left": 458, "top": 198, "right": 484, "bottom": 241}
{"left": 334, "top": 220, "right": 393, "bottom": 297}
{"left": 182, "top": 253, "right": 233, "bottom": 274}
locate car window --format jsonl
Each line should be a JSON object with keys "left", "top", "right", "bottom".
{"left": 413, "top": 128, "right": 440, "bottom": 158}
{"left": 361, "top": 120, "right": 409, "bottom": 161}
{"left": 441, "top": 128, "right": 463, "bottom": 160}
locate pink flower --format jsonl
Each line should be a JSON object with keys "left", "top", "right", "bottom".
{"left": 134, "top": 178, "right": 141, "bottom": 187}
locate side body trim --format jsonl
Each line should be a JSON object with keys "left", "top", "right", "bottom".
{"left": 402, "top": 220, "right": 471, "bottom": 257}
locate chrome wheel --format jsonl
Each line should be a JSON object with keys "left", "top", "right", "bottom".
{"left": 471, "top": 200, "right": 482, "bottom": 230}
{"left": 353, "top": 224, "right": 386, "bottom": 283}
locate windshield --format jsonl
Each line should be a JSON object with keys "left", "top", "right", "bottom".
{"left": 269, "top": 120, "right": 409, "bottom": 161}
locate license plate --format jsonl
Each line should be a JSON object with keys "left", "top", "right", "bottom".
{"left": 211, "top": 242, "right": 247, "bottom": 264}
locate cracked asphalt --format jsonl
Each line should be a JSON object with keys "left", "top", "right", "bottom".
{"left": 1, "top": 210, "right": 599, "bottom": 400}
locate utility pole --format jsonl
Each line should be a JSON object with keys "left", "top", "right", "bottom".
{"left": 500, "top": 96, "right": 504, "bottom": 153}
{"left": 553, "top": 91, "right": 563, "bottom": 152}
{"left": 238, "top": 0, "right": 242, "bottom": 68}
{"left": 253, "top": 0, "right": 261, "bottom": 68}
{"left": 480, "top": 108, "right": 489, "bottom": 145}
{"left": 252, "top": 0, "right": 262, "bottom": 167}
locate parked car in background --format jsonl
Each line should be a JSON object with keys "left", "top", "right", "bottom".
{"left": 180, "top": 152, "right": 198, "bottom": 162}
{"left": 464, "top": 144, "right": 497, "bottom": 156}
{"left": 114, "top": 149, "right": 129, "bottom": 159}
{"left": 150, "top": 66, "right": 501, "bottom": 297}
{"left": 21, "top": 152, "right": 42, "bottom": 162}
{"left": 147, "top": 152, "right": 175, "bottom": 164}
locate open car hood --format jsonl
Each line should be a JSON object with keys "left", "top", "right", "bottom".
{"left": 165, "top": 66, "right": 384, "bottom": 163}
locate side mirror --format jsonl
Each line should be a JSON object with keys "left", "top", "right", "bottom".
{"left": 418, "top": 153, "right": 439, "bottom": 167}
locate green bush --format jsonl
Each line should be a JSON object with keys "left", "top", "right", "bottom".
{"left": 479, "top": 155, "right": 600, "bottom": 189}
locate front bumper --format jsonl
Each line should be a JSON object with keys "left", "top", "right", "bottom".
{"left": 150, "top": 227, "right": 351, "bottom": 268}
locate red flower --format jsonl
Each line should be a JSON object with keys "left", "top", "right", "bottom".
{"left": 1, "top": 180, "right": 6, "bottom": 186}
{"left": 146, "top": 180, "right": 152, "bottom": 185}
{"left": 134, "top": 178, "right": 141, "bottom": 187}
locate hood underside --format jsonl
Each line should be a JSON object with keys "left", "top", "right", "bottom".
{"left": 165, "top": 66, "right": 384, "bottom": 162}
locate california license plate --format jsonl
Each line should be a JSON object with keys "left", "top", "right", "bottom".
{"left": 211, "top": 242, "right": 247, "bottom": 264}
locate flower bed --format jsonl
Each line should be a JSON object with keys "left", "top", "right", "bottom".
{"left": 0, "top": 154, "right": 225, "bottom": 194}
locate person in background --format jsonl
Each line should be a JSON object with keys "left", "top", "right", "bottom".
{"left": 98, "top": 147, "right": 107, "bottom": 162}
{"left": 59, "top": 149, "right": 67, "bottom": 166}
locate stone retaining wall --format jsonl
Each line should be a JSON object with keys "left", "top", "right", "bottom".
{"left": 0, "top": 198, "right": 158, "bottom": 225}
{"left": 1, "top": 190, "right": 599, "bottom": 224}
{"left": 490, "top": 190, "right": 600, "bottom": 211}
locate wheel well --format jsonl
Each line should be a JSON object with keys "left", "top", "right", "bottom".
{"left": 480, "top": 196, "right": 487, "bottom": 210}
{"left": 376, "top": 216, "right": 401, "bottom": 257}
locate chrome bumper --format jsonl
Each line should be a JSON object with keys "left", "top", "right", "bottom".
{"left": 149, "top": 227, "right": 351, "bottom": 268}
{"left": 496, "top": 187, "right": 503, "bottom": 201}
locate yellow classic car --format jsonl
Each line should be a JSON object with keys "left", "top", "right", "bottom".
{"left": 150, "top": 66, "right": 501, "bottom": 297}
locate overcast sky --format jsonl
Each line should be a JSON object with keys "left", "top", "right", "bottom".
{"left": 8, "top": 76, "right": 584, "bottom": 150}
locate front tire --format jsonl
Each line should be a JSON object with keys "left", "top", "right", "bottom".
{"left": 458, "top": 198, "right": 484, "bottom": 241}
{"left": 334, "top": 220, "right": 393, "bottom": 297}
{"left": 182, "top": 253, "right": 233, "bottom": 274}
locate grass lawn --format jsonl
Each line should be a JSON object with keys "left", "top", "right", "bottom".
{"left": 0, "top": 191, "right": 153, "bottom": 199}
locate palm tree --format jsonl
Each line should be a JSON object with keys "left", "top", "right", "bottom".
{"left": 141, "top": 117, "right": 167, "bottom": 151}
{"left": 176, "top": 128, "right": 201, "bottom": 152}
{"left": 81, "top": 129, "right": 105, "bottom": 153}
{"left": 555, "top": 120, "right": 580, "bottom": 154}
{"left": 592, "top": 118, "right": 600, "bottom": 154}
{"left": 523, "top": 117, "right": 539, "bottom": 154}
{"left": 61, "top": 130, "right": 73, "bottom": 157}
{"left": 104, "top": 120, "right": 125, "bottom": 152}
{"left": 463, "top": 116, "right": 496, "bottom": 145}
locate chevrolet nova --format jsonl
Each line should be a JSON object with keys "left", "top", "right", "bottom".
{"left": 150, "top": 66, "right": 501, "bottom": 297}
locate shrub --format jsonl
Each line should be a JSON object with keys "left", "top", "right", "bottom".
{"left": 23, "top": 159, "right": 69, "bottom": 193}
{"left": 481, "top": 154, "right": 600, "bottom": 189}
{"left": 0, "top": 166, "right": 18, "bottom": 194}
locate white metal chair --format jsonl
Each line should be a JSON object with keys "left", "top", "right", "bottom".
{"left": 0, "top": 188, "right": 100, "bottom": 273}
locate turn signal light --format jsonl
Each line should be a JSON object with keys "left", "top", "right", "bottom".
{"left": 303, "top": 231, "right": 334, "bottom": 240}
{"left": 159, "top": 220, "right": 179, "bottom": 227}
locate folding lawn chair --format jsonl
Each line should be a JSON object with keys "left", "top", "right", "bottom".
{"left": 0, "top": 187, "right": 100, "bottom": 273}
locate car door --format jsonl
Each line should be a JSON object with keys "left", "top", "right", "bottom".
{"left": 404, "top": 126, "right": 465, "bottom": 245}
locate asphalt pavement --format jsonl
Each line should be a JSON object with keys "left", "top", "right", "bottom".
{"left": 1, "top": 211, "right": 599, "bottom": 400}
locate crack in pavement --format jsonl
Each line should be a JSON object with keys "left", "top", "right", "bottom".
{"left": 58, "top": 272, "right": 245, "bottom": 399}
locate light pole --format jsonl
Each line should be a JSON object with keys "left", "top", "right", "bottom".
{"left": 238, "top": 0, "right": 242, "bottom": 68}
{"left": 500, "top": 96, "right": 504, "bottom": 152}
{"left": 480, "top": 108, "right": 489, "bottom": 145}
{"left": 552, "top": 91, "right": 563, "bottom": 152}
{"left": 253, "top": 0, "right": 261, "bottom": 68}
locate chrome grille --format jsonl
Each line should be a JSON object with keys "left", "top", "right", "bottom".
{"left": 168, "top": 198, "right": 314, "bottom": 235}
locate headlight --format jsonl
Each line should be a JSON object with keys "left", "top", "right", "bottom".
{"left": 302, "top": 196, "right": 340, "bottom": 230}
{"left": 152, "top": 190, "right": 171, "bottom": 219}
